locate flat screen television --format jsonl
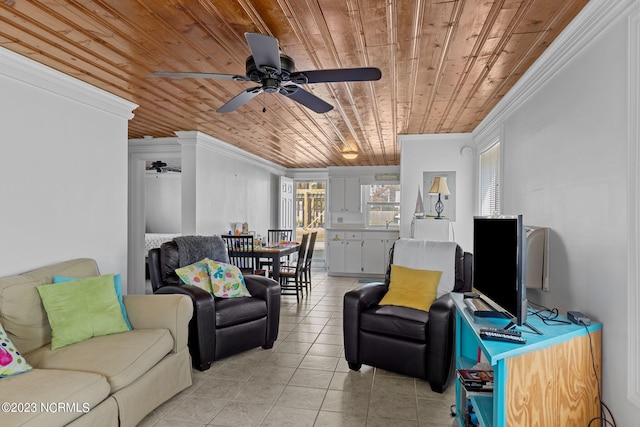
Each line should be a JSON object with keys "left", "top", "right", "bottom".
{"left": 473, "top": 215, "right": 541, "bottom": 334}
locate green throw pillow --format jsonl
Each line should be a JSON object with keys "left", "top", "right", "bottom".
{"left": 37, "top": 275, "right": 129, "bottom": 349}
{"left": 53, "top": 274, "right": 132, "bottom": 330}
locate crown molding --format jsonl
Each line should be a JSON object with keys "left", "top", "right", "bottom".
{"left": 128, "top": 137, "right": 181, "bottom": 156}
{"left": 174, "top": 131, "right": 286, "bottom": 175}
{"left": 286, "top": 168, "right": 329, "bottom": 180}
{"left": 0, "top": 47, "right": 137, "bottom": 120}
{"left": 398, "top": 133, "right": 472, "bottom": 145}
{"left": 473, "top": 0, "right": 637, "bottom": 143}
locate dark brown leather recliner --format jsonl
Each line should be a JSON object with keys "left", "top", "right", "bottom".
{"left": 148, "top": 240, "right": 281, "bottom": 371}
{"left": 343, "top": 240, "right": 472, "bottom": 393}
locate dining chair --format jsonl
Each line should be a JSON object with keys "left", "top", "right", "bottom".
{"left": 221, "top": 235, "right": 262, "bottom": 275}
{"left": 260, "top": 229, "right": 294, "bottom": 269}
{"left": 302, "top": 231, "right": 317, "bottom": 293}
{"left": 278, "top": 233, "right": 308, "bottom": 302}
{"left": 267, "top": 229, "right": 293, "bottom": 245}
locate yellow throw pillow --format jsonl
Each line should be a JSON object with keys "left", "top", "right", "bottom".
{"left": 379, "top": 265, "right": 442, "bottom": 312}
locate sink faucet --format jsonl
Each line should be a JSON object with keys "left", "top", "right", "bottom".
{"left": 385, "top": 220, "right": 392, "bottom": 229}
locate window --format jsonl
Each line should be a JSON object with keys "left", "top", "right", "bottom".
{"left": 480, "top": 142, "right": 501, "bottom": 215}
{"left": 365, "top": 184, "right": 400, "bottom": 227}
{"left": 295, "top": 180, "right": 326, "bottom": 263}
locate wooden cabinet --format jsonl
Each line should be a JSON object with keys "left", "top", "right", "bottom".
{"left": 329, "top": 177, "right": 361, "bottom": 212}
{"left": 452, "top": 293, "right": 602, "bottom": 427}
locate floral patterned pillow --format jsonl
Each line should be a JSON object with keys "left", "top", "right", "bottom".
{"left": 206, "top": 260, "right": 252, "bottom": 298}
{"left": 0, "top": 323, "right": 32, "bottom": 377}
{"left": 175, "top": 259, "right": 212, "bottom": 293}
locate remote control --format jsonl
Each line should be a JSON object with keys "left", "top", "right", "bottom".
{"left": 480, "top": 330, "right": 527, "bottom": 344}
{"left": 480, "top": 327, "right": 522, "bottom": 336}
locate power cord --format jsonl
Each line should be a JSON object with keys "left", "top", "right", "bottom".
{"left": 528, "top": 302, "right": 617, "bottom": 426}
{"left": 582, "top": 322, "right": 616, "bottom": 427}
{"left": 527, "top": 301, "right": 572, "bottom": 326}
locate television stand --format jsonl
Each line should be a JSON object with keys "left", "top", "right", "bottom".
{"left": 504, "top": 320, "right": 543, "bottom": 335}
{"left": 452, "top": 293, "right": 601, "bottom": 427}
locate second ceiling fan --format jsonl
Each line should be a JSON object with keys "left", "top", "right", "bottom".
{"left": 153, "top": 32, "right": 382, "bottom": 114}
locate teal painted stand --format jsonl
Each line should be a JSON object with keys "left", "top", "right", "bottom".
{"left": 452, "top": 293, "right": 602, "bottom": 427}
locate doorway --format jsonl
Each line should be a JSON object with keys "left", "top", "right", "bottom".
{"left": 295, "top": 180, "right": 326, "bottom": 266}
{"left": 128, "top": 143, "right": 181, "bottom": 295}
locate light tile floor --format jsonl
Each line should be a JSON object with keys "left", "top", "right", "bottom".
{"left": 139, "top": 271, "right": 458, "bottom": 426}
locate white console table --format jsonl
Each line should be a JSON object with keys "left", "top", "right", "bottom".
{"left": 412, "top": 218, "right": 453, "bottom": 241}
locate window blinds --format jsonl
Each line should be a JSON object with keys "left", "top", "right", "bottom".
{"left": 480, "top": 142, "right": 501, "bottom": 216}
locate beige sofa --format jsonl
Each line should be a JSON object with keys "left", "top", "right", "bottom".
{"left": 0, "top": 258, "right": 193, "bottom": 427}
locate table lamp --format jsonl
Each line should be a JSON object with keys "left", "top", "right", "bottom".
{"left": 428, "top": 177, "right": 450, "bottom": 219}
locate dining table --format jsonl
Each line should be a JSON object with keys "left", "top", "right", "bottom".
{"left": 228, "top": 242, "right": 301, "bottom": 282}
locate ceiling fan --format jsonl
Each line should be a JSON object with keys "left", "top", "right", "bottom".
{"left": 152, "top": 33, "right": 382, "bottom": 114}
{"left": 147, "top": 160, "right": 181, "bottom": 173}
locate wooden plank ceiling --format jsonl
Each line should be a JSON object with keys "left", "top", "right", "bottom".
{"left": 0, "top": 0, "right": 587, "bottom": 168}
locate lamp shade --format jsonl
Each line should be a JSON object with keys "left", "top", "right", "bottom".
{"left": 428, "top": 177, "right": 450, "bottom": 195}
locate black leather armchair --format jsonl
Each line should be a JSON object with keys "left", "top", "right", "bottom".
{"left": 343, "top": 240, "right": 472, "bottom": 392}
{"left": 148, "top": 241, "right": 281, "bottom": 370}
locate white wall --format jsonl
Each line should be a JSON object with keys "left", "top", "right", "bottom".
{"left": 0, "top": 47, "right": 136, "bottom": 287}
{"left": 399, "top": 134, "right": 475, "bottom": 252}
{"left": 145, "top": 172, "right": 182, "bottom": 232}
{"left": 472, "top": 0, "right": 640, "bottom": 423}
{"left": 176, "top": 131, "right": 282, "bottom": 236}
{"left": 194, "top": 148, "right": 273, "bottom": 235}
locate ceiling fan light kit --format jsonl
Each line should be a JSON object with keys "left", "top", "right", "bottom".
{"left": 150, "top": 160, "right": 167, "bottom": 172}
{"left": 341, "top": 150, "right": 359, "bottom": 160}
{"left": 153, "top": 32, "right": 381, "bottom": 114}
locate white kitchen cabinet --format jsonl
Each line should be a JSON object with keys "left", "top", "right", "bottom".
{"left": 362, "top": 234, "right": 398, "bottom": 275}
{"left": 329, "top": 177, "right": 361, "bottom": 212}
{"left": 383, "top": 238, "right": 395, "bottom": 268}
{"left": 327, "top": 229, "right": 398, "bottom": 276}
{"left": 344, "top": 240, "right": 363, "bottom": 273}
{"left": 328, "top": 231, "right": 362, "bottom": 274}
{"left": 362, "top": 239, "right": 385, "bottom": 275}
{"left": 327, "top": 239, "right": 345, "bottom": 273}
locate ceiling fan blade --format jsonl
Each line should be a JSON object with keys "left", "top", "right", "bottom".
{"left": 217, "top": 87, "right": 263, "bottom": 113}
{"left": 245, "top": 33, "right": 281, "bottom": 73}
{"left": 291, "top": 67, "right": 382, "bottom": 84}
{"left": 280, "top": 85, "right": 333, "bottom": 113}
{"left": 152, "top": 71, "right": 249, "bottom": 81}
